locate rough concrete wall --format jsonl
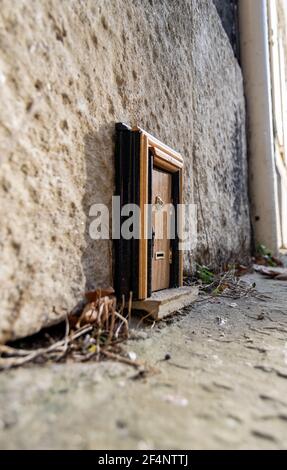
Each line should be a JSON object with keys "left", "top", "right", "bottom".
{"left": 192, "top": 0, "right": 250, "bottom": 269}
{"left": 212, "top": 0, "right": 240, "bottom": 59}
{"left": 0, "top": 0, "right": 250, "bottom": 342}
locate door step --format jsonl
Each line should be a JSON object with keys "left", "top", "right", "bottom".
{"left": 132, "top": 286, "right": 199, "bottom": 320}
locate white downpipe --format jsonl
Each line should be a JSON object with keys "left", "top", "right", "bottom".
{"left": 239, "top": 0, "right": 281, "bottom": 253}
{"left": 268, "top": 0, "right": 287, "bottom": 248}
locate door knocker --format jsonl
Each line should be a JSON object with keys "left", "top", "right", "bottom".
{"left": 155, "top": 195, "right": 164, "bottom": 211}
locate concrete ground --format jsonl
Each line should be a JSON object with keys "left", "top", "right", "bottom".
{"left": 0, "top": 272, "right": 287, "bottom": 450}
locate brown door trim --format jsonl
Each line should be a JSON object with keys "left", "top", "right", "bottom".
{"left": 135, "top": 127, "right": 183, "bottom": 299}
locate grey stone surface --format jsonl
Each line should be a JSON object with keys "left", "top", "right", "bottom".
{"left": 191, "top": 1, "right": 250, "bottom": 268}
{"left": 212, "top": 0, "right": 239, "bottom": 58}
{"left": 0, "top": 0, "right": 250, "bottom": 341}
{"left": 0, "top": 273, "right": 286, "bottom": 450}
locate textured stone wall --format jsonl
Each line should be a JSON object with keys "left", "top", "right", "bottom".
{"left": 192, "top": 0, "right": 250, "bottom": 268}
{"left": 212, "top": 0, "right": 240, "bottom": 59}
{"left": 0, "top": 0, "right": 250, "bottom": 342}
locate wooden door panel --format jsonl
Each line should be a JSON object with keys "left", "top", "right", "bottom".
{"left": 152, "top": 168, "right": 172, "bottom": 292}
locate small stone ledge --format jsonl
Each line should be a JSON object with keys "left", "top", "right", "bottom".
{"left": 132, "top": 286, "right": 199, "bottom": 320}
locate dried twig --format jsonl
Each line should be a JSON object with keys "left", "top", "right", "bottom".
{"left": 136, "top": 311, "right": 155, "bottom": 328}
{"left": 0, "top": 345, "right": 33, "bottom": 357}
{"left": 114, "top": 311, "right": 129, "bottom": 338}
{"left": 101, "top": 349, "right": 143, "bottom": 368}
{"left": 106, "top": 302, "right": 116, "bottom": 346}
{"left": 0, "top": 325, "right": 93, "bottom": 370}
{"left": 55, "top": 314, "right": 70, "bottom": 362}
{"left": 0, "top": 289, "right": 136, "bottom": 371}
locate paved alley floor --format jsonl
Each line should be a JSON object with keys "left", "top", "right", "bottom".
{"left": 0, "top": 273, "right": 287, "bottom": 449}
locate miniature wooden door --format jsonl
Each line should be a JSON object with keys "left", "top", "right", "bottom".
{"left": 152, "top": 168, "right": 173, "bottom": 291}
{"left": 115, "top": 123, "right": 183, "bottom": 300}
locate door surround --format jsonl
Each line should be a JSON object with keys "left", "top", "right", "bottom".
{"left": 115, "top": 123, "right": 184, "bottom": 300}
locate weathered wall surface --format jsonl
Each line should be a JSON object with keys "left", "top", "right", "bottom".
{"left": 0, "top": 0, "right": 250, "bottom": 342}
{"left": 212, "top": 0, "right": 240, "bottom": 59}
{"left": 192, "top": 1, "right": 250, "bottom": 268}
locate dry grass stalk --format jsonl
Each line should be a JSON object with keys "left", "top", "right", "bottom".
{"left": 0, "top": 290, "right": 140, "bottom": 371}
{"left": 0, "top": 325, "right": 93, "bottom": 370}
{"left": 101, "top": 349, "right": 143, "bottom": 368}
{"left": 194, "top": 268, "right": 271, "bottom": 301}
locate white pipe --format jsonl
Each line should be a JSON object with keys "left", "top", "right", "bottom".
{"left": 239, "top": 0, "right": 281, "bottom": 253}
{"left": 268, "top": 0, "right": 287, "bottom": 249}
